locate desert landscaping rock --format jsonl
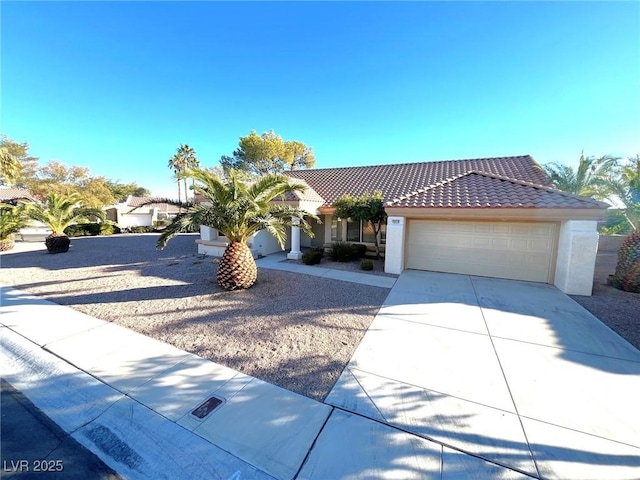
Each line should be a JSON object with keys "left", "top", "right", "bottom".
{"left": 0, "top": 234, "right": 388, "bottom": 400}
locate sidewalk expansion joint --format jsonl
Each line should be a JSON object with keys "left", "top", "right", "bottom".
{"left": 292, "top": 406, "right": 334, "bottom": 480}
{"left": 470, "top": 279, "right": 543, "bottom": 480}
{"left": 330, "top": 404, "right": 541, "bottom": 479}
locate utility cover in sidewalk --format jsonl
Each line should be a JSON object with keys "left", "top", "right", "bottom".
{"left": 191, "top": 396, "right": 223, "bottom": 419}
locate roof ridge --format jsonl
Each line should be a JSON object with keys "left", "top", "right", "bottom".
{"left": 471, "top": 171, "right": 609, "bottom": 206}
{"left": 387, "top": 172, "right": 471, "bottom": 206}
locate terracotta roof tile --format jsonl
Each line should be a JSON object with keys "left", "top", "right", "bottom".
{"left": 285, "top": 155, "right": 608, "bottom": 210}
{"left": 285, "top": 155, "right": 561, "bottom": 207}
{"left": 126, "top": 196, "right": 180, "bottom": 213}
{"left": 390, "top": 172, "right": 609, "bottom": 209}
{"left": 0, "top": 187, "right": 36, "bottom": 202}
{"left": 273, "top": 178, "right": 325, "bottom": 203}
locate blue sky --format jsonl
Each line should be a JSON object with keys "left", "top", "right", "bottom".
{"left": 2, "top": 1, "right": 639, "bottom": 197}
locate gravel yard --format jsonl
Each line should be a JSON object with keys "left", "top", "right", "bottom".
{"left": 570, "top": 237, "right": 640, "bottom": 350}
{"left": 0, "top": 234, "right": 388, "bottom": 401}
{"left": 2, "top": 233, "right": 637, "bottom": 401}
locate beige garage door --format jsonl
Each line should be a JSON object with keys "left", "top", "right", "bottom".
{"left": 406, "top": 220, "right": 557, "bottom": 283}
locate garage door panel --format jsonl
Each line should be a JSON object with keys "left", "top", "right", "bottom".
{"left": 407, "top": 221, "right": 556, "bottom": 283}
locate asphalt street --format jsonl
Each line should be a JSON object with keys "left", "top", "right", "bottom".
{"left": 1, "top": 379, "right": 120, "bottom": 479}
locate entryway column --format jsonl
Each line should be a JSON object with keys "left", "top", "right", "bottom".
{"left": 287, "top": 217, "right": 303, "bottom": 260}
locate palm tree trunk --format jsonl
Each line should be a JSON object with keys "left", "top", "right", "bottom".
{"left": 217, "top": 241, "right": 257, "bottom": 290}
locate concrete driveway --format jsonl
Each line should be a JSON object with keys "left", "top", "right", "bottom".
{"left": 326, "top": 270, "right": 640, "bottom": 480}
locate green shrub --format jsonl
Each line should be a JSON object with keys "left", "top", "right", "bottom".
{"left": 129, "top": 226, "right": 155, "bottom": 233}
{"left": 360, "top": 259, "right": 374, "bottom": 271}
{"left": 64, "top": 223, "right": 101, "bottom": 237}
{"left": 153, "top": 219, "right": 171, "bottom": 228}
{"left": 100, "top": 222, "right": 120, "bottom": 235}
{"left": 329, "top": 241, "right": 355, "bottom": 262}
{"left": 302, "top": 249, "right": 323, "bottom": 265}
{"left": 351, "top": 243, "right": 368, "bottom": 258}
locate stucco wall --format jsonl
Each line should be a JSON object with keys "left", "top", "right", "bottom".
{"left": 554, "top": 220, "right": 599, "bottom": 296}
{"left": 384, "top": 216, "right": 406, "bottom": 274}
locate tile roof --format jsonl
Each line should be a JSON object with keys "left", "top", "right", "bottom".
{"left": 0, "top": 187, "right": 36, "bottom": 202}
{"left": 389, "top": 172, "right": 609, "bottom": 209}
{"left": 125, "top": 196, "right": 180, "bottom": 213}
{"left": 285, "top": 155, "right": 607, "bottom": 210}
{"left": 273, "top": 178, "right": 325, "bottom": 203}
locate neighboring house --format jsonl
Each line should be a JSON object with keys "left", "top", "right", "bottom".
{"left": 105, "top": 196, "right": 180, "bottom": 228}
{"left": 198, "top": 155, "right": 608, "bottom": 296}
{"left": 0, "top": 187, "right": 52, "bottom": 241}
{"left": 0, "top": 187, "right": 36, "bottom": 205}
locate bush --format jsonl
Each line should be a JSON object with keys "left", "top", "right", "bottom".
{"left": 128, "top": 226, "right": 155, "bottom": 233}
{"left": 100, "top": 222, "right": 120, "bottom": 235}
{"left": 351, "top": 243, "right": 368, "bottom": 258}
{"left": 360, "top": 259, "right": 374, "bottom": 271}
{"left": 329, "top": 241, "right": 356, "bottom": 262}
{"left": 153, "top": 219, "right": 171, "bottom": 228}
{"left": 64, "top": 223, "right": 101, "bottom": 237}
{"left": 302, "top": 248, "right": 323, "bottom": 265}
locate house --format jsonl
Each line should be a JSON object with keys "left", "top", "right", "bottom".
{"left": 0, "top": 187, "right": 36, "bottom": 205}
{"left": 105, "top": 196, "right": 180, "bottom": 228}
{"left": 0, "top": 187, "right": 52, "bottom": 241}
{"left": 198, "top": 155, "right": 608, "bottom": 296}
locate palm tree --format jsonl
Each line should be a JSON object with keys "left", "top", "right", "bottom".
{"left": 605, "top": 154, "right": 640, "bottom": 293}
{"left": 541, "top": 152, "right": 617, "bottom": 197}
{"left": 154, "top": 168, "right": 316, "bottom": 290}
{"left": 168, "top": 144, "right": 198, "bottom": 202}
{"left": 0, "top": 203, "right": 30, "bottom": 251}
{"left": 24, "top": 193, "right": 105, "bottom": 253}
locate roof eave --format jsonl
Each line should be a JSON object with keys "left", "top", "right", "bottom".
{"left": 383, "top": 206, "right": 608, "bottom": 222}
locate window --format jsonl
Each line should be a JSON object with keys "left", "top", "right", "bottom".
{"left": 344, "top": 219, "right": 382, "bottom": 244}
{"left": 346, "top": 219, "right": 360, "bottom": 242}
{"left": 331, "top": 218, "right": 342, "bottom": 242}
{"left": 362, "top": 221, "right": 376, "bottom": 243}
{"left": 380, "top": 222, "right": 387, "bottom": 245}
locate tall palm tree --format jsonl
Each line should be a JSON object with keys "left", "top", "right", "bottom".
{"left": 168, "top": 144, "right": 198, "bottom": 202}
{"left": 24, "top": 193, "right": 104, "bottom": 253}
{"left": 541, "top": 152, "right": 617, "bottom": 198}
{"left": 154, "top": 168, "right": 316, "bottom": 290}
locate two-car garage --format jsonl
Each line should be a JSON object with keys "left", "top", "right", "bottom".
{"left": 405, "top": 220, "right": 558, "bottom": 283}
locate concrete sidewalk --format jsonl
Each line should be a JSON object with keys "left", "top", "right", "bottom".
{"left": 1, "top": 284, "right": 529, "bottom": 479}
{"left": 256, "top": 252, "right": 398, "bottom": 289}
{"left": 327, "top": 270, "right": 640, "bottom": 480}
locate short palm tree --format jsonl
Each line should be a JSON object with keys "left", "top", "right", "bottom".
{"left": 154, "top": 168, "right": 316, "bottom": 290}
{"left": 541, "top": 152, "right": 617, "bottom": 197}
{"left": 0, "top": 204, "right": 30, "bottom": 251}
{"left": 606, "top": 155, "right": 640, "bottom": 292}
{"left": 24, "top": 193, "right": 105, "bottom": 253}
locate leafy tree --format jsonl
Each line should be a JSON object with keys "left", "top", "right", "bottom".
{"left": 107, "top": 180, "right": 151, "bottom": 202}
{"left": 151, "top": 168, "right": 315, "bottom": 290}
{"left": 333, "top": 191, "right": 387, "bottom": 259}
{"left": 541, "top": 152, "right": 617, "bottom": 197}
{"left": 168, "top": 144, "right": 198, "bottom": 202}
{"left": 283, "top": 140, "right": 316, "bottom": 170}
{"left": 0, "top": 147, "right": 22, "bottom": 186}
{"left": 0, "top": 135, "right": 39, "bottom": 187}
{"left": 25, "top": 160, "right": 116, "bottom": 208}
{"left": 24, "top": 192, "right": 105, "bottom": 253}
{"left": 220, "top": 130, "right": 315, "bottom": 177}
